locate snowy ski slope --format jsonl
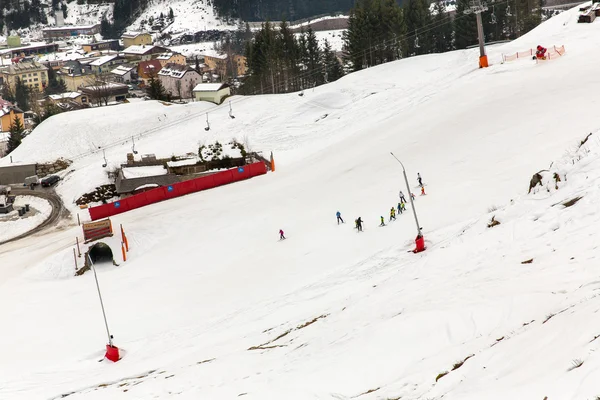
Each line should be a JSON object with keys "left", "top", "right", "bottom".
{"left": 2, "top": 4, "right": 600, "bottom": 399}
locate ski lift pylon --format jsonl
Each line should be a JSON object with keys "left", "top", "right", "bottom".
{"left": 204, "top": 113, "right": 210, "bottom": 131}
{"left": 229, "top": 101, "right": 235, "bottom": 119}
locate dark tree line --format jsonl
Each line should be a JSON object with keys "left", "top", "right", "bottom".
{"left": 242, "top": 22, "right": 344, "bottom": 95}
{"left": 101, "top": 0, "right": 150, "bottom": 39}
{"left": 0, "top": 0, "right": 47, "bottom": 31}
{"left": 213, "top": 0, "right": 356, "bottom": 22}
{"left": 344, "top": 0, "right": 544, "bottom": 72}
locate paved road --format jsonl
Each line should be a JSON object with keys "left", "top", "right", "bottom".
{"left": 0, "top": 186, "right": 70, "bottom": 246}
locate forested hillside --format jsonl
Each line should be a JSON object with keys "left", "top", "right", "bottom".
{"left": 212, "top": 0, "right": 356, "bottom": 21}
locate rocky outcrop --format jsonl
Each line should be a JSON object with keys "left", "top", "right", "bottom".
{"left": 36, "top": 158, "right": 72, "bottom": 177}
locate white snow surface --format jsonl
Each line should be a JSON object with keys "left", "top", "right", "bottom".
{"left": 0, "top": 196, "right": 52, "bottom": 242}
{"left": 2, "top": 5, "right": 600, "bottom": 399}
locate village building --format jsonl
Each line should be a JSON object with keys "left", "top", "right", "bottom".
{"left": 82, "top": 40, "right": 120, "bottom": 54}
{"left": 42, "top": 24, "right": 101, "bottom": 40}
{"left": 110, "top": 65, "right": 136, "bottom": 83}
{"left": 122, "top": 45, "right": 168, "bottom": 61}
{"left": 80, "top": 82, "right": 129, "bottom": 105}
{"left": 0, "top": 42, "right": 59, "bottom": 59}
{"left": 56, "top": 60, "right": 92, "bottom": 91}
{"left": 157, "top": 63, "right": 202, "bottom": 98}
{"left": 47, "top": 92, "right": 89, "bottom": 107}
{"left": 38, "top": 49, "right": 87, "bottom": 70}
{"left": 0, "top": 99, "right": 24, "bottom": 133}
{"left": 192, "top": 83, "right": 231, "bottom": 104}
{"left": 155, "top": 52, "right": 187, "bottom": 67}
{"left": 0, "top": 132, "right": 8, "bottom": 158}
{"left": 121, "top": 32, "right": 153, "bottom": 48}
{"left": 137, "top": 60, "right": 162, "bottom": 85}
{"left": 0, "top": 61, "right": 48, "bottom": 93}
{"left": 90, "top": 54, "right": 126, "bottom": 74}
{"left": 203, "top": 53, "right": 247, "bottom": 78}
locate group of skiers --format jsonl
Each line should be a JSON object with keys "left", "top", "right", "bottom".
{"left": 279, "top": 173, "right": 426, "bottom": 239}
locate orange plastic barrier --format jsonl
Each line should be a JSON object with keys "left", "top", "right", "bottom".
{"left": 503, "top": 45, "right": 565, "bottom": 62}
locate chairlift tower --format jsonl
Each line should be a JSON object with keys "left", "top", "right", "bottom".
{"left": 466, "top": 0, "right": 489, "bottom": 68}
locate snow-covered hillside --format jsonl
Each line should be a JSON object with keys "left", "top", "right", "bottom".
{"left": 2, "top": 4, "right": 600, "bottom": 400}
{"left": 129, "top": 0, "right": 236, "bottom": 34}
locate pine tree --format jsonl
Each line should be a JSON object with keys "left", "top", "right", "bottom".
{"left": 8, "top": 116, "right": 25, "bottom": 154}
{"left": 321, "top": 39, "right": 344, "bottom": 83}
{"left": 454, "top": 0, "right": 478, "bottom": 49}
{"left": 304, "top": 26, "right": 322, "bottom": 86}
{"left": 343, "top": 0, "right": 407, "bottom": 71}
{"left": 45, "top": 67, "right": 67, "bottom": 96}
{"left": 14, "top": 78, "right": 30, "bottom": 112}
{"left": 147, "top": 75, "right": 167, "bottom": 100}
{"left": 431, "top": 0, "right": 453, "bottom": 53}
{"left": 405, "top": 0, "right": 433, "bottom": 55}
{"left": 169, "top": 7, "right": 174, "bottom": 19}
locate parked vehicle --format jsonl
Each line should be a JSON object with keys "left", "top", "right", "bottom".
{"left": 41, "top": 175, "right": 60, "bottom": 187}
{"left": 24, "top": 175, "right": 40, "bottom": 186}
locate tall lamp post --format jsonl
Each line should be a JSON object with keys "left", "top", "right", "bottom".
{"left": 390, "top": 153, "right": 425, "bottom": 252}
{"left": 87, "top": 254, "right": 120, "bottom": 362}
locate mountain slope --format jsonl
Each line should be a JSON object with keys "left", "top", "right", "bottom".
{"left": 1, "top": 4, "right": 600, "bottom": 400}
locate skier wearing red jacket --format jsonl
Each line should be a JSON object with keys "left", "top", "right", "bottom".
{"left": 535, "top": 45, "right": 547, "bottom": 60}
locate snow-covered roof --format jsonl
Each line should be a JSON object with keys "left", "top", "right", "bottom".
{"left": 158, "top": 63, "right": 194, "bottom": 79}
{"left": 123, "top": 45, "right": 160, "bottom": 55}
{"left": 48, "top": 92, "right": 84, "bottom": 101}
{"left": 37, "top": 50, "right": 87, "bottom": 63}
{"left": 90, "top": 54, "right": 120, "bottom": 66}
{"left": 121, "top": 166, "right": 168, "bottom": 179}
{"left": 156, "top": 52, "right": 181, "bottom": 60}
{"left": 122, "top": 32, "right": 151, "bottom": 39}
{"left": 166, "top": 157, "right": 200, "bottom": 168}
{"left": 111, "top": 65, "right": 135, "bottom": 76}
{"left": 134, "top": 183, "right": 159, "bottom": 191}
{"left": 43, "top": 24, "right": 99, "bottom": 32}
{"left": 193, "top": 83, "right": 229, "bottom": 92}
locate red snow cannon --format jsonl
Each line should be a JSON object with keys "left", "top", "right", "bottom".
{"left": 413, "top": 235, "right": 426, "bottom": 253}
{"left": 105, "top": 344, "right": 120, "bottom": 362}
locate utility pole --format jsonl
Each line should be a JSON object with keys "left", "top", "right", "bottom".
{"left": 390, "top": 153, "right": 424, "bottom": 245}
{"left": 466, "top": 0, "right": 489, "bottom": 68}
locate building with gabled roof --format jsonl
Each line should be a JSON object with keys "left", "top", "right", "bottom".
{"left": 0, "top": 98, "right": 24, "bottom": 132}
{"left": 122, "top": 32, "right": 153, "bottom": 48}
{"left": 0, "top": 61, "right": 48, "bottom": 93}
{"left": 155, "top": 52, "right": 187, "bottom": 67}
{"left": 157, "top": 63, "right": 202, "bottom": 99}
{"left": 137, "top": 60, "right": 162, "bottom": 85}
{"left": 122, "top": 45, "right": 168, "bottom": 61}
{"left": 192, "top": 83, "right": 231, "bottom": 104}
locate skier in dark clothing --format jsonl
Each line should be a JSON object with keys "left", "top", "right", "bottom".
{"left": 279, "top": 229, "right": 286, "bottom": 240}
{"left": 417, "top": 173, "right": 423, "bottom": 187}
{"left": 356, "top": 217, "right": 363, "bottom": 232}
{"left": 336, "top": 211, "right": 344, "bottom": 224}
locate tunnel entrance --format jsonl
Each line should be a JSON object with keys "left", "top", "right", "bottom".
{"left": 88, "top": 242, "right": 114, "bottom": 264}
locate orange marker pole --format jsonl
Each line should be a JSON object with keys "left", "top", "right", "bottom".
{"left": 121, "top": 242, "right": 127, "bottom": 262}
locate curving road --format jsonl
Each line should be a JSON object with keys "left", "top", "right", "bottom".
{"left": 0, "top": 186, "right": 70, "bottom": 246}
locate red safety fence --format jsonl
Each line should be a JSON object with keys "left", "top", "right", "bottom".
{"left": 503, "top": 45, "right": 565, "bottom": 62}
{"left": 89, "top": 162, "right": 267, "bottom": 221}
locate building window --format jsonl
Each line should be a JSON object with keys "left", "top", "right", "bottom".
{"left": 34, "top": 78, "right": 38, "bottom": 82}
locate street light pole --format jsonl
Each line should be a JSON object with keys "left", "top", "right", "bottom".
{"left": 390, "top": 152, "right": 422, "bottom": 237}
{"left": 87, "top": 254, "right": 113, "bottom": 347}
